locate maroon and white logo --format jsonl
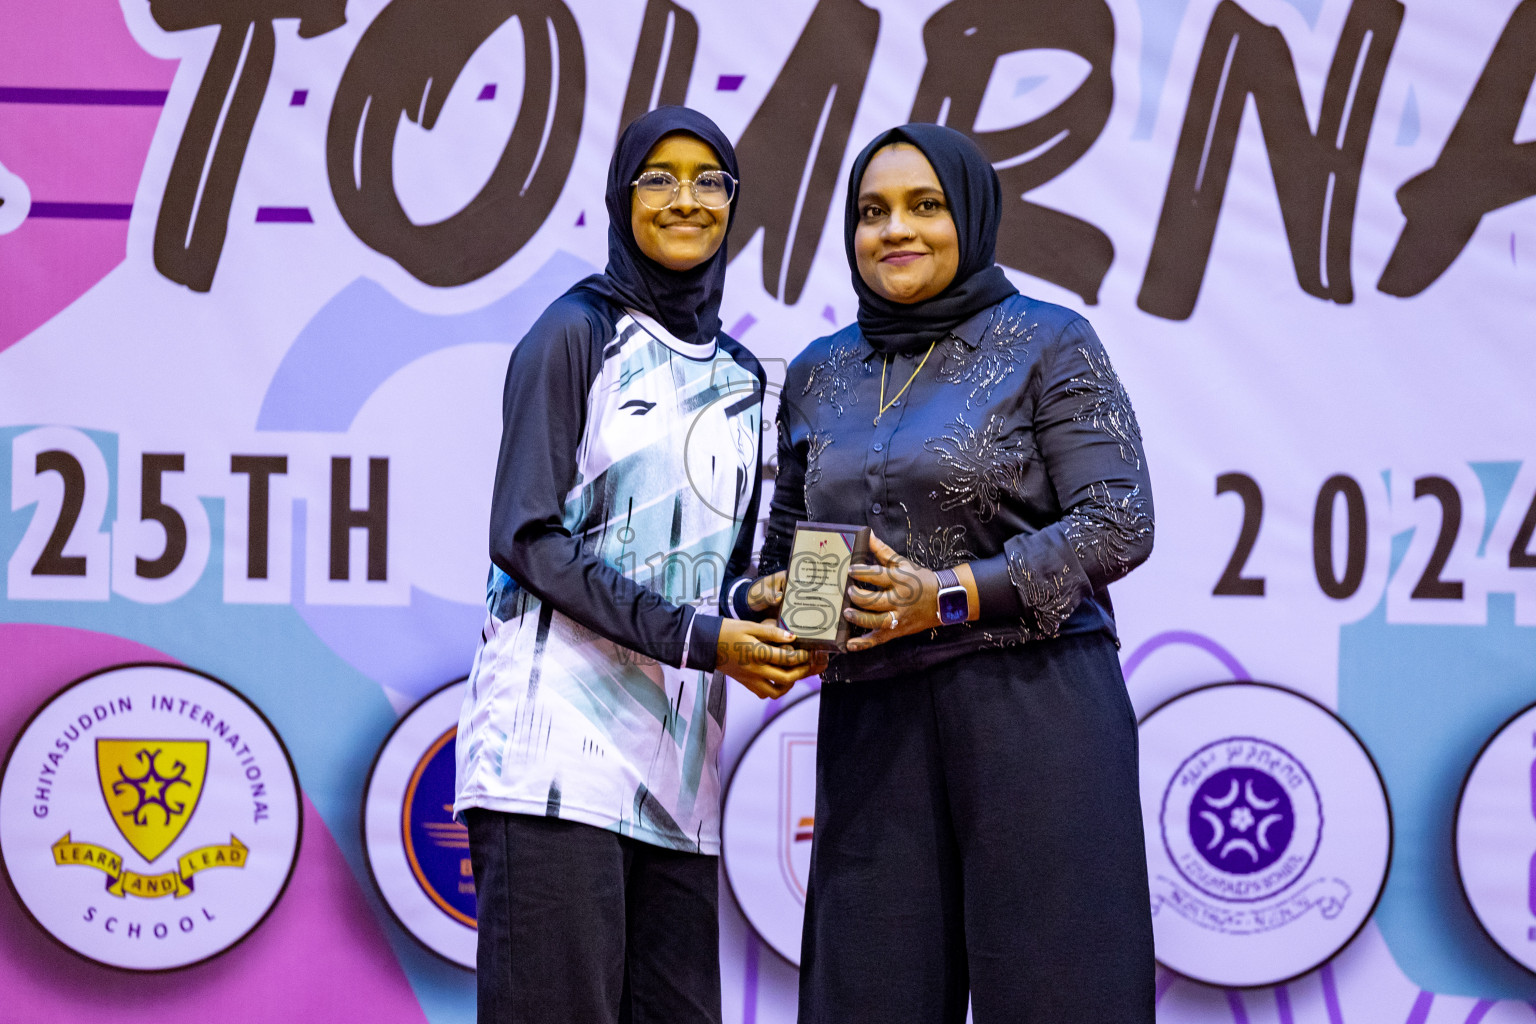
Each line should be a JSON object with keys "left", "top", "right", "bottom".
{"left": 777, "top": 729, "right": 816, "bottom": 903}
{"left": 721, "top": 692, "right": 820, "bottom": 965}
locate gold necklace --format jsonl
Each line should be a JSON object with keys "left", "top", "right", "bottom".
{"left": 875, "top": 341, "right": 937, "bottom": 425}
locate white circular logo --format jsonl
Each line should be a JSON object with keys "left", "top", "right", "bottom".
{"left": 0, "top": 663, "right": 302, "bottom": 970}
{"left": 1455, "top": 700, "right": 1536, "bottom": 975}
{"left": 721, "top": 692, "right": 819, "bottom": 965}
{"left": 362, "top": 679, "right": 475, "bottom": 969}
{"left": 1162, "top": 736, "right": 1323, "bottom": 904}
{"left": 1139, "top": 682, "right": 1391, "bottom": 987}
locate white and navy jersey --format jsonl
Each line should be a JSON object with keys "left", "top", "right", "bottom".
{"left": 454, "top": 291, "right": 764, "bottom": 853}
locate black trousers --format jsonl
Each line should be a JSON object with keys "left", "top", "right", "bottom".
{"left": 798, "top": 633, "right": 1156, "bottom": 1024}
{"left": 465, "top": 809, "right": 722, "bottom": 1024}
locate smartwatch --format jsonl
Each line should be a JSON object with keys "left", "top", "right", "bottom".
{"left": 935, "top": 568, "right": 969, "bottom": 626}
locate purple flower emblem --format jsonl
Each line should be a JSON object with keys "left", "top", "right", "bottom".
{"left": 1188, "top": 766, "right": 1294, "bottom": 874}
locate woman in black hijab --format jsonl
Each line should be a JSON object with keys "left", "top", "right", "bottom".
{"left": 573, "top": 106, "right": 738, "bottom": 344}
{"left": 455, "top": 107, "right": 814, "bottom": 1024}
{"left": 757, "top": 124, "right": 1157, "bottom": 1022}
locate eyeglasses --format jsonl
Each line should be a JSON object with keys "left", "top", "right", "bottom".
{"left": 631, "top": 169, "right": 737, "bottom": 210}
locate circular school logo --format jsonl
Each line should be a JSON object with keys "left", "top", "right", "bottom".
{"left": 1455, "top": 700, "right": 1536, "bottom": 975}
{"left": 1163, "top": 740, "right": 1322, "bottom": 903}
{"left": 720, "top": 692, "right": 819, "bottom": 966}
{"left": 1139, "top": 682, "right": 1390, "bottom": 988}
{"left": 0, "top": 663, "right": 301, "bottom": 971}
{"left": 362, "top": 679, "right": 475, "bottom": 969}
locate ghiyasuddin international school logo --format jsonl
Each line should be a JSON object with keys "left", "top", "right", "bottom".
{"left": 0, "top": 664, "right": 301, "bottom": 971}
{"left": 1138, "top": 682, "right": 1391, "bottom": 988}
{"left": 364, "top": 679, "right": 477, "bottom": 969}
{"left": 56, "top": 737, "right": 245, "bottom": 899}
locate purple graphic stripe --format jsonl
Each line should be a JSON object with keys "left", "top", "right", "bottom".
{"left": 256, "top": 206, "right": 313, "bottom": 223}
{"left": 1405, "top": 991, "right": 1434, "bottom": 1024}
{"left": 729, "top": 313, "right": 757, "bottom": 337}
{"left": 1155, "top": 968, "right": 1176, "bottom": 1005}
{"left": 1463, "top": 1000, "right": 1494, "bottom": 1024}
{"left": 27, "top": 202, "right": 132, "bottom": 220}
{"left": 0, "top": 86, "right": 167, "bottom": 105}
{"left": 742, "top": 932, "right": 760, "bottom": 1024}
{"left": 1227, "top": 989, "right": 1251, "bottom": 1024}
{"left": 1121, "top": 629, "right": 1250, "bottom": 682}
{"left": 717, "top": 74, "right": 745, "bottom": 91}
{"left": 1276, "top": 985, "right": 1295, "bottom": 1024}
{"left": 1321, "top": 963, "right": 1346, "bottom": 1024}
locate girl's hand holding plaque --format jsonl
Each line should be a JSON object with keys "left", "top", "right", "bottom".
{"left": 776, "top": 522, "right": 872, "bottom": 651}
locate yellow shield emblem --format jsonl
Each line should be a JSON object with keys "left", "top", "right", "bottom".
{"left": 96, "top": 740, "right": 209, "bottom": 863}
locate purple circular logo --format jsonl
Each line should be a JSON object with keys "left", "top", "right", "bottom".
{"left": 1188, "top": 766, "right": 1295, "bottom": 874}
{"left": 1161, "top": 736, "right": 1322, "bottom": 903}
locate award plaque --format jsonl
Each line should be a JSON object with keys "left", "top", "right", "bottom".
{"left": 777, "top": 522, "right": 872, "bottom": 651}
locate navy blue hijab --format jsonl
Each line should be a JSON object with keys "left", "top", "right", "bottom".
{"left": 845, "top": 124, "right": 1018, "bottom": 354}
{"left": 571, "top": 107, "right": 740, "bottom": 346}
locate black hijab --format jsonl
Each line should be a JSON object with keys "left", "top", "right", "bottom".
{"left": 844, "top": 123, "right": 1018, "bottom": 354}
{"left": 570, "top": 107, "right": 739, "bottom": 346}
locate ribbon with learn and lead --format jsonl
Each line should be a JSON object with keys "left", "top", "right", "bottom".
{"left": 52, "top": 832, "right": 248, "bottom": 898}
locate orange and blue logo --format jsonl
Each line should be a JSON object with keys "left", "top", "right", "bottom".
{"left": 363, "top": 679, "right": 476, "bottom": 969}
{"left": 402, "top": 728, "right": 475, "bottom": 928}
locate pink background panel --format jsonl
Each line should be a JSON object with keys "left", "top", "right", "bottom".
{"left": 0, "top": 216, "right": 144, "bottom": 352}
{"left": 0, "top": 3, "right": 173, "bottom": 88}
{"left": 0, "top": 1, "right": 174, "bottom": 353}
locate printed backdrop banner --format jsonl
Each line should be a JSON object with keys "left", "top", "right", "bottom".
{"left": 1, "top": 0, "right": 1534, "bottom": 1020}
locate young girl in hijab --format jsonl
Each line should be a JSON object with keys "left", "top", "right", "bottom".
{"left": 759, "top": 124, "right": 1157, "bottom": 1022}
{"left": 454, "top": 106, "right": 813, "bottom": 1024}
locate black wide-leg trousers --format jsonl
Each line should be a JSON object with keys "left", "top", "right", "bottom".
{"left": 465, "top": 810, "right": 722, "bottom": 1024}
{"left": 797, "top": 632, "right": 1156, "bottom": 1024}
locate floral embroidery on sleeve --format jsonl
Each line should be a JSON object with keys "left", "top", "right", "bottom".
{"left": 804, "top": 431, "right": 833, "bottom": 488}
{"left": 1004, "top": 557, "right": 1080, "bottom": 638}
{"left": 1063, "top": 343, "right": 1143, "bottom": 469}
{"left": 1062, "top": 483, "right": 1154, "bottom": 583}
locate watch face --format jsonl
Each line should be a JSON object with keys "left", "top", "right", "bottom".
{"left": 937, "top": 587, "right": 967, "bottom": 625}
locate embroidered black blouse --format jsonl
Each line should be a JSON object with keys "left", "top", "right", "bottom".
{"left": 760, "top": 292, "right": 1154, "bottom": 682}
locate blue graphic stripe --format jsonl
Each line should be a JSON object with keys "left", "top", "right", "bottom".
{"left": 588, "top": 650, "right": 685, "bottom": 743}
{"left": 678, "top": 670, "right": 710, "bottom": 807}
